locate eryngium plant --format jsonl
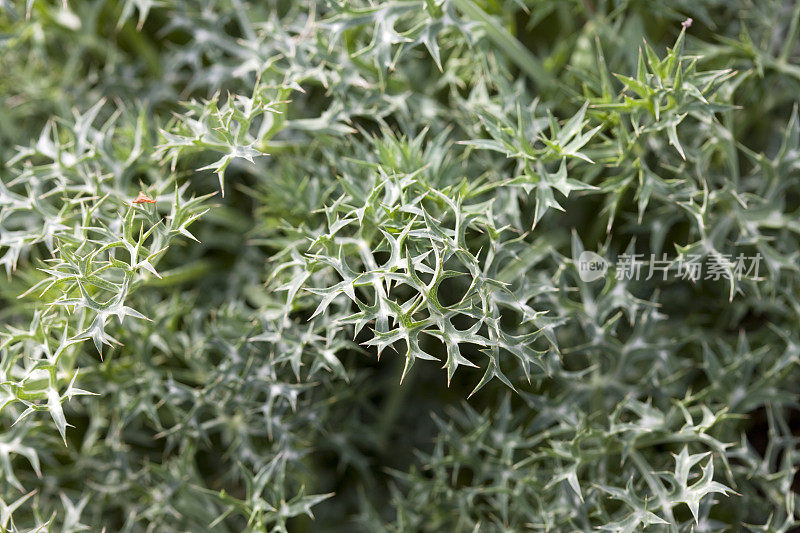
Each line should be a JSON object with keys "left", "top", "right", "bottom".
{"left": 1, "top": 0, "right": 799, "bottom": 530}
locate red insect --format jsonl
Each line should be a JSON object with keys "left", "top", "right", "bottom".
{"left": 132, "top": 191, "right": 156, "bottom": 205}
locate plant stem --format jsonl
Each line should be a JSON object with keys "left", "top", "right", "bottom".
{"left": 453, "top": 0, "right": 556, "bottom": 90}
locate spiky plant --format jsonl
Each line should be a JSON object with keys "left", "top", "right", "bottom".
{"left": 1, "top": 0, "right": 799, "bottom": 531}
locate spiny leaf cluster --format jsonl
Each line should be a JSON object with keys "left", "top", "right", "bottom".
{"left": 1, "top": 0, "right": 799, "bottom": 531}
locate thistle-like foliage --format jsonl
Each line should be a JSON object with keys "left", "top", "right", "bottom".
{"left": 1, "top": 0, "right": 800, "bottom": 531}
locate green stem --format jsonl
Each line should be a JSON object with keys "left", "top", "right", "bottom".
{"left": 377, "top": 361, "right": 412, "bottom": 449}
{"left": 629, "top": 449, "right": 678, "bottom": 530}
{"left": 453, "top": 0, "right": 555, "bottom": 90}
{"left": 144, "top": 260, "right": 215, "bottom": 287}
{"left": 780, "top": 0, "right": 800, "bottom": 62}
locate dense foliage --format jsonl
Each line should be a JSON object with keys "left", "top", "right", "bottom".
{"left": 1, "top": 0, "right": 800, "bottom": 530}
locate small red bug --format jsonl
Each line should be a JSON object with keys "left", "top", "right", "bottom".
{"left": 132, "top": 191, "right": 156, "bottom": 205}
